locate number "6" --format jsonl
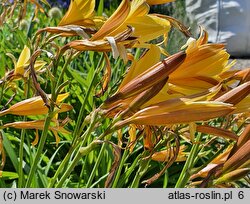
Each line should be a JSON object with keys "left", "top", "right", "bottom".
{"left": 238, "top": 191, "right": 244, "bottom": 199}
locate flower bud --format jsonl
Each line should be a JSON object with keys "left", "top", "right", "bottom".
{"left": 104, "top": 51, "right": 186, "bottom": 107}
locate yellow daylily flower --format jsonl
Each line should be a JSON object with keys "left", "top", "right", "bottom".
{"left": 14, "top": 45, "right": 31, "bottom": 75}
{"left": 58, "top": 0, "right": 95, "bottom": 27}
{"left": 13, "top": 45, "right": 46, "bottom": 77}
{"left": 36, "top": 0, "right": 98, "bottom": 38}
{"left": 91, "top": 0, "right": 171, "bottom": 44}
{"left": 102, "top": 44, "right": 225, "bottom": 118}
{"left": 38, "top": 0, "right": 107, "bottom": 38}
{"left": 64, "top": 0, "right": 174, "bottom": 58}
{"left": 0, "top": 93, "right": 72, "bottom": 116}
{"left": 168, "top": 29, "right": 234, "bottom": 95}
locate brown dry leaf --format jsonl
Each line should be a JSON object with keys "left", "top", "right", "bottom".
{"left": 104, "top": 141, "right": 121, "bottom": 187}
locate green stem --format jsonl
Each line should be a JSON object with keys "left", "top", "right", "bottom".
{"left": 27, "top": 7, "right": 36, "bottom": 39}
{"left": 0, "top": 80, "right": 5, "bottom": 106}
{"left": 18, "top": 124, "right": 26, "bottom": 188}
{"left": 72, "top": 62, "right": 101, "bottom": 145}
{"left": 48, "top": 111, "right": 99, "bottom": 187}
{"left": 55, "top": 140, "right": 100, "bottom": 187}
{"left": 18, "top": 79, "right": 31, "bottom": 188}
{"left": 25, "top": 112, "right": 53, "bottom": 187}
{"left": 131, "top": 153, "right": 151, "bottom": 188}
{"left": 86, "top": 143, "right": 106, "bottom": 187}
{"left": 175, "top": 133, "right": 203, "bottom": 188}
{"left": 55, "top": 54, "right": 72, "bottom": 95}
{"left": 112, "top": 149, "right": 129, "bottom": 188}
{"left": 72, "top": 54, "right": 104, "bottom": 144}
{"left": 48, "top": 145, "right": 75, "bottom": 187}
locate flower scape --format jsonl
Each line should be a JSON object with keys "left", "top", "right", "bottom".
{"left": 0, "top": 0, "right": 250, "bottom": 188}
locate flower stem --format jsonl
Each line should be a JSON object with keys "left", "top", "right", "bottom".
{"left": 112, "top": 149, "right": 129, "bottom": 188}
{"left": 131, "top": 152, "right": 151, "bottom": 187}
{"left": 72, "top": 54, "right": 103, "bottom": 145}
{"left": 18, "top": 78, "right": 31, "bottom": 188}
{"left": 25, "top": 112, "right": 54, "bottom": 187}
{"left": 48, "top": 110, "right": 99, "bottom": 187}
{"left": 175, "top": 133, "right": 203, "bottom": 188}
{"left": 55, "top": 53, "right": 72, "bottom": 96}
{"left": 55, "top": 140, "right": 101, "bottom": 187}
{"left": 86, "top": 142, "right": 106, "bottom": 187}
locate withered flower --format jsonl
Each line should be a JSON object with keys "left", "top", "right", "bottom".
{"left": 1, "top": 120, "right": 70, "bottom": 146}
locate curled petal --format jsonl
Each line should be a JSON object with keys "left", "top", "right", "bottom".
{"left": 66, "top": 26, "right": 137, "bottom": 52}
{"left": 36, "top": 25, "right": 96, "bottom": 37}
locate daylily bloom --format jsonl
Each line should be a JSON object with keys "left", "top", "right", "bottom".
{"left": 58, "top": 0, "right": 95, "bottom": 27}
{"left": 66, "top": 0, "right": 176, "bottom": 58}
{"left": 103, "top": 49, "right": 186, "bottom": 108}
{"left": 101, "top": 45, "right": 235, "bottom": 159}
{"left": 0, "top": 93, "right": 72, "bottom": 116}
{"left": 37, "top": 0, "right": 99, "bottom": 38}
{"left": 167, "top": 29, "right": 235, "bottom": 96}
{"left": 13, "top": 45, "right": 46, "bottom": 76}
{"left": 90, "top": 0, "right": 171, "bottom": 43}
{"left": 102, "top": 44, "right": 233, "bottom": 121}
{"left": 3, "top": 45, "right": 46, "bottom": 81}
